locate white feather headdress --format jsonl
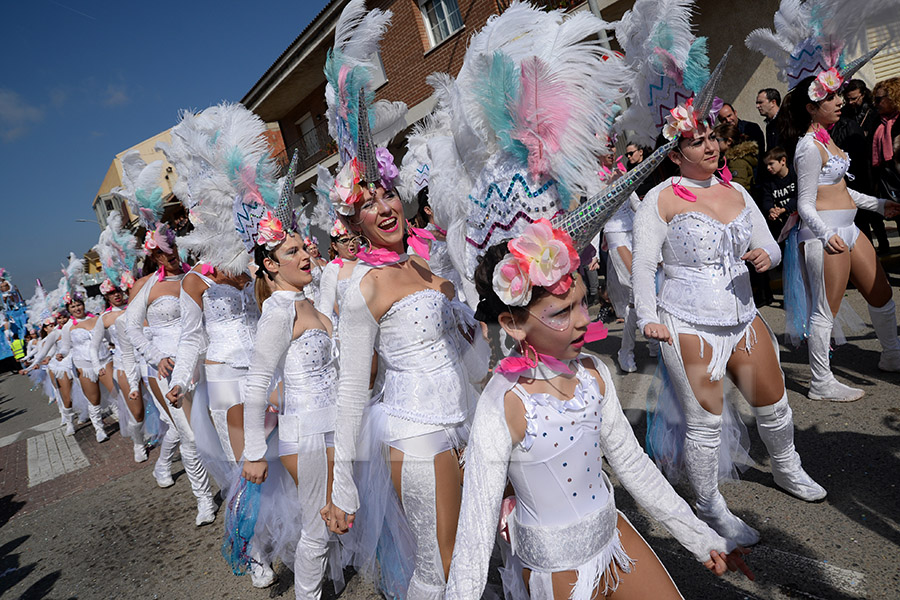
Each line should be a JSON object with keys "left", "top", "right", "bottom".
{"left": 59, "top": 252, "right": 86, "bottom": 305}
{"left": 26, "top": 281, "right": 51, "bottom": 326}
{"left": 159, "top": 103, "right": 279, "bottom": 274}
{"left": 745, "top": 0, "right": 895, "bottom": 90}
{"left": 93, "top": 210, "right": 142, "bottom": 291}
{"left": 114, "top": 150, "right": 166, "bottom": 230}
{"left": 323, "top": 0, "right": 408, "bottom": 215}
{"left": 423, "top": 2, "right": 630, "bottom": 280}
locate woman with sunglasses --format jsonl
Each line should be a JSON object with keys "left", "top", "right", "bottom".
{"left": 315, "top": 218, "right": 360, "bottom": 332}
{"left": 633, "top": 106, "right": 826, "bottom": 547}
{"left": 779, "top": 76, "right": 900, "bottom": 402}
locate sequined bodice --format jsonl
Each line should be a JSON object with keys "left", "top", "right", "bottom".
{"left": 283, "top": 328, "right": 338, "bottom": 416}
{"left": 72, "top": 327, "right": 107, "bottom": 362}
{"left": 509, "top": 366, "right": 611, "bottom": 528}
{"left": 203, "top": 282, "right": 259, "bottom": 367}
{"left": 659, "top": 209, "right": 755, "bottom": 326}
{"left": 376, "top": 288, "right": 467, "bottom": 425}
{"left": 147, "top": 295, "right": 181, "bottom": 356}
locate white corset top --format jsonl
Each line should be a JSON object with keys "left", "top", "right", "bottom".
{"left": 377, "top": 288, "right": 467, "bottom": 425}
{"left": 658, "top": 208, "right": 755, "bottom": 326}
{"left": 203, "top": 282, "right": 259, "bottom": 367}
{"left": 284, "top": 329, "right": 338, "bottom": 413}
{"left": 509, "top": 364, "right": 612, "bottom": 529}
{"left": 808, "top": 134, "right": 851, "bottom": 185}
{"left": 426, "top": 236, "right": 464, "bottom": 291}
{"left": 72, "top": 327, "right": 107, "bottom": 363}
{"left": 147, "top": 295, "right": 181, "bottom": 357}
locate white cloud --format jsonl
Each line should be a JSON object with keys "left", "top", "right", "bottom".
{"left": 0, "top": 89, "right": 44, "bottom": 142}
{"left": 103, "top": 83, "right": 129, "bottom": 107}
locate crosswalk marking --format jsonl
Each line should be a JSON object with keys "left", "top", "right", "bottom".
{"left": 26, "top": 428, "right": 89, "bottom": 487}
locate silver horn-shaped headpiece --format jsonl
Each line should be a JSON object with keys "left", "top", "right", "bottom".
{"left": 356, "top": 89, "right": 381, "bottom": 187}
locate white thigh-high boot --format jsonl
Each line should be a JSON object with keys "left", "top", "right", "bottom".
{"left": 660, "top": 339, "right": 759, "bottom": 546}
{"left": 60, "top": 404, "right": 76, "bottom": 436}
{"left": 54, "top": 390, "right": 67, "bottom": 426}
{"left": 618, "top": 304, "right": 638, "bottom": 373}
{"left": 131, "top": 418, "right": 148, "bottom": 463}
{"left": 804, "top": 240, "right": 864, "bottom": 401}
{"left": 167, "top": 402, "right": 217, "bottom": 526}
{"left": 868, "top": 300, "right": 900, "bottom": 372}
{"left": 293, "top": 436, "right": 329, "bottom": 598}
{"left": 401, "top": 456, "right": 447, "bottom": 600}
{"left": 87, "top": 403, "right": 109, "bottom": 443}
{"left": 154, "top": 424, "right": 179, "bottom": 488}
{"left": 753, "top": 393, "right": 826, "bottom": 501}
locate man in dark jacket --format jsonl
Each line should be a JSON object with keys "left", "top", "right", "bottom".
{"left": 844, "top": 79, "right": 879, "bottom": 141}
{"left": 756, "top": 88, "right": 781, "bottom": 150}
{"left": 719, "top": 103, "right": 765, "bottom": 186}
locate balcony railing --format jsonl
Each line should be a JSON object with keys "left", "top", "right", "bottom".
{"left": 273, "top": 119, "right": 338, "bottom": 175}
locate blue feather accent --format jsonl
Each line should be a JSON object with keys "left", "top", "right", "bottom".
{"left": 135, "top": 186, "right": 165, "bottom": 222}
{"left": 475, "top": 51, "right": 527, "bottom": 164}
{"left": 324, "top": 49, "right": 374, "bottom": 159}
{"left": 221, "top": 478, "right": 263, "bottom": 576}
{"left": 683, "top": 37, "right": 710, "bottom": 93}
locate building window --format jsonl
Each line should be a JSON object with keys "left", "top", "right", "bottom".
{"left": 419, "top": 0, "right": 463, "bottom": 48}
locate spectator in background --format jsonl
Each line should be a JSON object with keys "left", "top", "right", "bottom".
{"left": 713, "top": 122, "right": 758, "bottom": 190}
{"left": 713, "top": 122, "right": 773, "bottom": 305}
{"left": 718, "top": 102, "right": 766, "bottom": 171}
{"left": 757, "top": 88, "right": 782, "bottom": 150}
{"left": 873, "top": 77, "right": 900, "bottom": 240}
{"left": 831, "top": 97, "right": 890, "bottom": 254}
{"left": 624, "top": 141, "right": 656, "bottom": 198}
{"left": 760, "top": 147, "right": 797, "bottom": 242}
{"left": 844, "top": 79, "right": 879, "bottom": 140}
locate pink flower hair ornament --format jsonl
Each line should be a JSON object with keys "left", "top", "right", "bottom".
{"left": 143, "top": 223, "right": 174, "bottom": 254}
{"left": 120, "top": 272, "right": 135, "bottom": 289}
{"left": 330, "top": 218, "right": 349, "bottom": 239}
{"left": 330, "top": 150, "right": 400, "bottom": 216}
{"left": 257, "top": 211, "right": 287, "bottom": 250}
{"left": 492, "top": 219, "right": 581, "bottom": 307}
{"left": 99, "top": 279, "right": 116, "bottom": 295}
{"left": 808, "top": 67, "right": 843, "bottom": 102}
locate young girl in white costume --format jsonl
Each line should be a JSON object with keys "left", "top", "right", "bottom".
{"left": 747, "top": 0, "right": 900, "bottom": 401}
{"left": 447, "top": 221, "right": 752, "bottom": 600}
{"left": 319, "top": 4, "right": 487, "bottom": 598}
{"left": 120, "top": 150, "right": 216, "bottom": 527}
{"left": 90, "top": 210, "right": 153, "bottom": 462}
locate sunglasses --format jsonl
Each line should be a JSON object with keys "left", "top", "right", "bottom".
{"left": 336, "top": 237, "right": 353, "bottom": 245}
{"left": 873, "top": 95, "right": 888, "bottom": 104}
{"left": 625, "top": 150, "right": 638, "bottom": 157}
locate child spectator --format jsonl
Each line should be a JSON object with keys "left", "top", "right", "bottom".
{"left": 761, "top": 147, "right": 798, "bottom": 241}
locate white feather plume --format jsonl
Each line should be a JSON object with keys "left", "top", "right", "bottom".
{"left": 84, "top": 296, "right": 105, "bottom": 316}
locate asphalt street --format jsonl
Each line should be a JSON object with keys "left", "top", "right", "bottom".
{"left": 0, "top": 263, "right": 898, "bottom": 599}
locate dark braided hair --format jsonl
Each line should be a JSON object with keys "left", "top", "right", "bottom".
{"left": 253, "top": 244, "right": 278, "bottom": 309}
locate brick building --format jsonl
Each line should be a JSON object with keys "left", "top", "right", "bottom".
{"left": 242, "top": 0, "right": 520, "bottom": 201}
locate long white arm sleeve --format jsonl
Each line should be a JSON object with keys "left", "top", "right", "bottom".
{"left": 27, "top": 330, "right": 61, "bottom": 368}
{"left": 58, "top": 321, "right": 72, "bottom": 357}
{"left": 242, "top": 297, "right": 294, "bottom": 462}
{"left": 445, "top": 391, "right": 512, "bottom": 600}
{"left": 113, "top": 316, "right": 139, "bottom": 387}
{"left": 332, "top": 268, "right": 377, "bottom": 515}
{"left": 794, "top": 136, "right": 834, "bottom": 243}
{"left": 316, "top": 262, "right": 340, "bottom": 322}
{"left": 170, "top": 277, "right": 206, "bottom": 392}
{"left": 590, "top": 357, "right": 732, "bottom": 562}
{"left": 89, "top": 315, "right": 109, "bottom": 372}
{"left": 125, "top": 279, "right": 167, "bottom": 381}
{"left": 849, "top": 188, "right": 886, "bottom": 214}
{"left": 632, "top": 188, "right": 668, "bottom": 332}
{"left": 737, "top": 183, "right": 782, "bottom": 268}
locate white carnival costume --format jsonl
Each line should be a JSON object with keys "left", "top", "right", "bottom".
{"left": 408, "top": 4, "right": 719, "bottom": 598}
{"left": 623, "top": 0, "right": 824, "bottom": 548}
{"left": 319, "top": 3, "right": 489, "bottom": 598}
{"left": 746, "top": 0, "right": 900, "bottom": 401}
{"left": 118, "top": 150, "right": 217, "bottom": 526}
{"left": 239, "top": 184, "right": 344, "bottom": 597}
{"left": 90, "top": 209, "right": 157, "bottom": 461}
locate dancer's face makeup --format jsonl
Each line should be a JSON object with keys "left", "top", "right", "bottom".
{"left": 672, "top": 127, "right": 719, "bottom": 178}
{"left": 501, "top": 277, "right": 591, "bottom": 362}
{"left": 268, "top": 233, "right": 313, "bottom": 291}
{"left": 107, "top": 290, "right": 126, "bottom": 307}
{"left": 68, "top": 301, "right": 86, "bottom": 319}
{"left": 352, "top": 186, "right": 404, "bottom": 250}
{"left": 808, "top": 93, "right": 842, "bottom": 126}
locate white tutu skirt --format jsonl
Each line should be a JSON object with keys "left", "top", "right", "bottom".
{"left": 340, "top": 403, "right": 418, "bottom": 600}
{"left": 48, "top": 355, "right": 73, "bottom": 379}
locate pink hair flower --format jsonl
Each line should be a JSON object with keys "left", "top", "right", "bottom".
{"left": 809, "top": 68, "right": 843, "bottom": 102}
{"left": 257, "top": 211, "right": 286, "bottom": 249}
{"left": 508, "top": 219, "right": 579, "bottom": 294}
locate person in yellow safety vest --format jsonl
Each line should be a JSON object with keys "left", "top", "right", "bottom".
{"left": 12, "top": 336, "right": 26, "bottom": 362}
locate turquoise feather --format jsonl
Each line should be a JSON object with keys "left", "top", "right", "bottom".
{"left": 475, "top": 51, "right": 527, "bottom": 165}
{"left": 683, "top": 37, "right": 710, "bottom": 93}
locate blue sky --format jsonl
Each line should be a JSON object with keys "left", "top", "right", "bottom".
{"left": 0, "top": 0, "right": 330, "bottom": 300}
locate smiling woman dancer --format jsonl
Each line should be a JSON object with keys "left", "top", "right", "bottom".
{"left": 747, "top": 0, "right": 900, "bottom": 402}
{"left": 119, "top": 150, "right": 216, "bottom": 527}
{"left": 319, "top": 3, "right": 487, "bottom": 598}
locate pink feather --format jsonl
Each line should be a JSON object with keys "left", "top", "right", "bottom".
{"left": 512, "top": 56, "right": 571, "bottom": 181}
{"left": 240, "top": 165, "right": 264, "bottom": 207}
{"left": 653, "top": 48, "right": 684, "bottom": 86}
